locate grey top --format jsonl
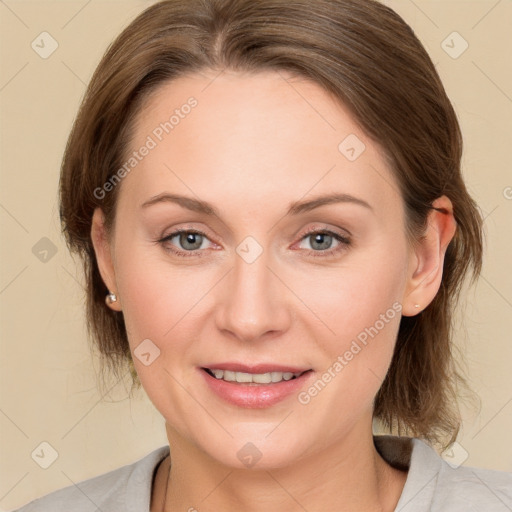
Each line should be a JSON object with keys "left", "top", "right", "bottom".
{"left": 13, "top": 436, "right": 512, "bottom": 511}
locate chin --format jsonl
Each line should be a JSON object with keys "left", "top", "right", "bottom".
{"left": 198, "top": 430, "right": 309, "bottom": 471}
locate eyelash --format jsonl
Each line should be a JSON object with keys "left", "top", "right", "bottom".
{"left": 157, "top": 227, "right": 351, "bottom": 258}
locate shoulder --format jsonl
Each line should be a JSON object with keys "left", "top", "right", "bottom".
{"left": 396, "top": 437, "right": 512, "bottom": 511}
{"left": 433, "top": 453, "right": 512, "bottom": 511}
{"left": 12, "top": 446, "right": 170, "bottom": 512}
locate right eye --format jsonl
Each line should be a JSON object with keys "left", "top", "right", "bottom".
{"left": 158, "top": 229, "right": 214, "bottom": 257}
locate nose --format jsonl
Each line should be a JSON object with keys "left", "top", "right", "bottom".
{"left": 214, "top": 248, "right": 292, "bottom": 343}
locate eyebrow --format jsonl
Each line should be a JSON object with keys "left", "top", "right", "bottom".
{"left": 141, "top": 192, "right": 373, "bottom": 216}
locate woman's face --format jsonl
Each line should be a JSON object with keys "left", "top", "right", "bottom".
{"left": 95, "top": 70, "right": 417, "bottom": 468}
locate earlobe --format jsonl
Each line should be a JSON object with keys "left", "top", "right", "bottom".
{"left": 91, "top": 208, "right": 122, "bottom": 312}
{"left": 402, "top": 195, "right": 457, "bottom": 316}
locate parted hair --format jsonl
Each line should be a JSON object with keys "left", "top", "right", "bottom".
{"left": 59, "top": 0, "right": 483, "bottom": 449}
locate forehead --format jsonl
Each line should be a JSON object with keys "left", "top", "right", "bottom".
{"left": 134, "top": 69, "right": 364, "bottom": 158}
{"left": 118, "top": 70, "right": 401, "bottom": 218}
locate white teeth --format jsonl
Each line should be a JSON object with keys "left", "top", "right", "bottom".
{"left": 235, "top": 372, "right": 253, "bottom": 383}
{"left": 253, "top": 373, "right": 272, "bottom": 384}
{"left": 212, "top": 369, "right": 224, "bottom": 379}
{"left": 224, "top": 370, "right": 236, "bottom": 382}
{"left": 271, "top": 372, "right": 282, "bottom": 383}
{"left": 208, "top": 369, "right": 303, "bottom": 383}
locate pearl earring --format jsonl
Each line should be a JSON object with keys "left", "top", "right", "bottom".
{"left": 414, "top": 304, "right": 420, "bottom": 308}
{"left": 106, "top": 292, "right": 118, "bottom": 305}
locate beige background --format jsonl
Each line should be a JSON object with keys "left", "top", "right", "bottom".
{"left": 0, "top": 0, "right": 511, "bottom": 509}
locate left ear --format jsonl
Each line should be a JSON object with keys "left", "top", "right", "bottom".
{"left": 402, "top": 195, "right": 457, "bottom": 316}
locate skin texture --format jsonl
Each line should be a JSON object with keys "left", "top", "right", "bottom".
{"left": 91, "top": 70, "right": 456, "bottom": 511}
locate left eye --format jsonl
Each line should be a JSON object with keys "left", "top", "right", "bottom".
{"left": 298, "top": 231, "right": 349, "bottom": 252}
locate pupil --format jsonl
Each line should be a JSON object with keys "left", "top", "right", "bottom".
{"left": 180, "top": 232, "right": 202, "bottom": 250}
{"left": 312, "top": 233, "right": 332, "bottom": 250}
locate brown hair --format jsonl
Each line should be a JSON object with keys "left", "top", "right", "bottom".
{"left": 59, "top": 0, "right": 483, "bottom": 449}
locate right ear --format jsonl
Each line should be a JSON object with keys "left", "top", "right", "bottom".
{"left": 91, "top": 208, "right": 122, "bottom": 312}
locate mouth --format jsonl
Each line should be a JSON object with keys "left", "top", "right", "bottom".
{"left": 202, "top": 367, "right": 309, "bottom": 384}
{"left": 198, "top": 364, "right": 314, "bottom": 408}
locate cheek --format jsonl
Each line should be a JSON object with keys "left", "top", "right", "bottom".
{"left": 292, "top": 235, "right": 407, "bottom": 342}
{"left": 113, "top": 243, "right": 208, "bottom": 354}
{"left": 292, "top": 236, "right": 407, "bottom": 401}
{"left": 114, "top": 246, "right": 211, "bottom": 424}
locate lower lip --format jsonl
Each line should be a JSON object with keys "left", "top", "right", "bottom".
{"left": 199, "top": 368, "right": 314, "bottom": 408}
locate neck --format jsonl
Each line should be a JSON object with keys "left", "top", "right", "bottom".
{"left": 157, "top": 421, "right": 407, "bottom": 512}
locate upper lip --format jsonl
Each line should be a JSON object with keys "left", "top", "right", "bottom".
{"left": 201, "top": 363, "right": 312, "bottom": 374}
